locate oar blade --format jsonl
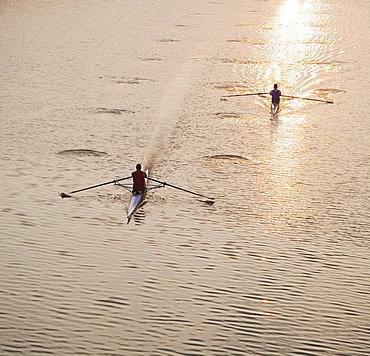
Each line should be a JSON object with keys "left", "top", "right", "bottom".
{"left": 60, "top": 192, "right": 72, "bottom": 199}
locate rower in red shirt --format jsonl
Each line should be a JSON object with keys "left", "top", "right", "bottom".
{"left": 131, "top": 164, "right": 147, "bottom": 194}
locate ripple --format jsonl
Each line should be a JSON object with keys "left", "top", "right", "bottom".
{"left": 101, "top": 75, "right": 155, "bottom": 84}
{"left": 204, "top": 154, "right": 250, "bottom": 164}
{"left": 214, "top": 84, "right": 252, "bottom": 93}
{"left": 96, "top": 298, "right": 129, "bottom": 308}
{"left": 92, "top": 107, "right": 135, "bottom": 114}
{"left": 157, "top": 38, "right": 181, "bottom": 43}
{"left": 57, "top": 149, "right": 107, "bottom": 157}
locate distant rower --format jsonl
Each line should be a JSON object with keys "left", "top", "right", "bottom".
{"left": 270, "top": 84, "right": 281, "bottom": 104}
{"left": 132, "top": 164, "right": 147, "bottom": 194}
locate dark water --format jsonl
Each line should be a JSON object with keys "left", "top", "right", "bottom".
{"left": 1, "top": 0, "right": 369, "bottom": 354}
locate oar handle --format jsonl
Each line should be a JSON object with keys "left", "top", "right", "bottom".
{"left": 147, "top": 178, "right": 214, "bottom": 200}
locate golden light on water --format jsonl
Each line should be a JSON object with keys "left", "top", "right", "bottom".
{"left": 267, "top": 0, "right": 322, "bottom": 95}
{"left": 240, "top": 0, "right": 332, "bottom": 115}
{"left": 260, "top": 115, "right": 311, "bottom": 230}
{"left": 252, "top": 0, "right": 329, "bottom": 229}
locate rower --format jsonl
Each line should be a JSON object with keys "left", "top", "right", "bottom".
{"left": 132, "top": 164, "right": 147, "bottom": 194}
{"left": 270, "top": 83, "right": 281, "bottom": 105}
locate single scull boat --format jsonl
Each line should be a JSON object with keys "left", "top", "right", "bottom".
{"left": 60, "top": 172, "right": 212, "bottom": 223}
{"left": 126, "top": 169, "right": 148, "bottom": 224}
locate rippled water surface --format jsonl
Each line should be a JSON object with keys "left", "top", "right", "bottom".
{"left": 1, "top": 0, "right": 369, "bottom": 355}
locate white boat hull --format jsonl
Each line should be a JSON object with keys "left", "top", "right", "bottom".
{"left": 127, "top": 191, "right": 145, "bottom": 220}
{"left": 271, "top": 102, "right": 279, "bottom": 115}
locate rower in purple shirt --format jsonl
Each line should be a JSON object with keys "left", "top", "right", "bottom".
{"left": 270, "top": 83, "right": 281, "bottom": 115}
{"left": 270, "top": 84, "right": 281, "bottom": 104}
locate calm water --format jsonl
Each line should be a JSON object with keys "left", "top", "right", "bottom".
{"left": 1, "top": 0, "right": 369, "bottom": 355}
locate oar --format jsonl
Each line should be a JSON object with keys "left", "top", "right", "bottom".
{"left": 147, "top": 178, "right": 214, "bottom": 201}
{"left": 60, "top": 176, "right": 131, "bottom": 198}
{"left": 281, "top": 95, "right": 333, "bottom": 104}
{"left": 224, "top": 93, "right": 333, "bottom": 103}
{"left": 223, "top": 92, "right": 269, "bottom": 98}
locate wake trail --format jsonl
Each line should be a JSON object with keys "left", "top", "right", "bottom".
{"left": 144, "top": 50, "right": 205, "bottom": 171}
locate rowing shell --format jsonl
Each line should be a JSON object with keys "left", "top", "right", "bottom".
{"left": 127, "top": 170, "right": 148, "bottom": 223}
{"left": 271, "top": 102, "right": 279, "bottom": 115}
{"left": 127, "top": 190, "right": 146, "bottom": 223}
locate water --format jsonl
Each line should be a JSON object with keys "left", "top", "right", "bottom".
{"left": 1, "top": 0, "right": 369, "bottom": 354}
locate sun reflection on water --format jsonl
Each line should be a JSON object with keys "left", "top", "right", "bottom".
{"left": 263, "top": 0, "right": 326, "bottom": 95}
{"left": 250, "top": 0, "right": 331, "bottom": 230}
{"left": 259, "top": 114, "right": 312, "bottom": 231}
{"left": 227, "top": 0, "right": 338, "bottom": 230}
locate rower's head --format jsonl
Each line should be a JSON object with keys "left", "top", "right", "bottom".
{"left": 274, "top": 83, "right": 278, "bottom": 89}
{"left": 136, "top": 163, "right": 141, "bottom": 171}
